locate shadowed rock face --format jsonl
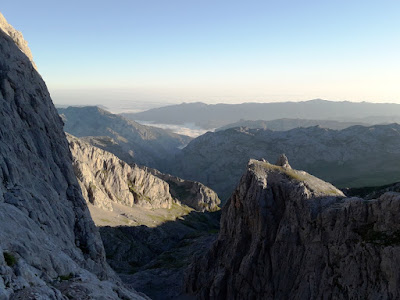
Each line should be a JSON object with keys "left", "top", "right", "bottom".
{"left": 0, "top": 14, "right": 144, "bottom": 299}
{"left": 185, "top": 159, "right": 400, "bottom": 299}
{"left": 100, "top": 211, "right": 221, "bottom": 299}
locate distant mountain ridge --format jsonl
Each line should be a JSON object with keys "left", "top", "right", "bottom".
{"left": 216, "top": 118, "right": 370, "bottom": 131}
{"left": 167, "top": 124, "right": 400, "bottom": 200}
{"left": 58, "top": 106, "right": 192, "bottom": 169}
{"left": 122, "top": 99, "right": 400, "bottom": 129}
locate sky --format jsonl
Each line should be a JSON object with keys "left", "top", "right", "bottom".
{"left": 2, "top": 1, "right": 400, "bottom": 111}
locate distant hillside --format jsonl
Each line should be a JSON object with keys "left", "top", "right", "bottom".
{"left": 216, "top": 118, "right": 369, "bottom": 131}
{"left": 121, "top": 99, "right": 400, "bottom": 129}
{"left": 58, "top": 106, "right": 192, "bottom": 169}
{"left": 167, "top": 124, "right": 400, "bottom": 200}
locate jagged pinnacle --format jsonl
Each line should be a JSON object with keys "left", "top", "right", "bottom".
{"left": 276, "top": 154, "right": 291, "bottom": 169}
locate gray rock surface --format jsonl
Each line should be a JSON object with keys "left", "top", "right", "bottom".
{"left": 185, "top": 158, "right": 400, "bottom": 299}
{"left": 0, "top": 13, "right": 36, "bottom": 69}
{"left": 143, "top": 167, "right": 220, "bottom": 212}
{"left": 68, "top": 134, "right": 220, "bottom": 213}
{"left": 169, "top": 125, "right": 400, "bottom": 201}
{"left": 0, "top": 14, "right": 144, "bottom": 299}
{"left": 58, "top": 106, "right": 192, "bottom": 170}
{"left": 275, "top": 153, "right": 291, "bottom": 168}
{"left": 68, "top": 134, "right": 174, "bottom": 210}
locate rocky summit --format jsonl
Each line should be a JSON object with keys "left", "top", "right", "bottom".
{"left": 0, "top": 13, "right": 36, "bottom": 69}
{"left": 0, "top": 14, "right": 144, "bottom": 299}
{"left": 185, "top": 158, "right": 400, "bottom": 299}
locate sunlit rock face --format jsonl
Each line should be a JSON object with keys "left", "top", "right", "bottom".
{"left": 142, "top": 166, "right": 221, "bottom": 212}
{"left": 185, "top": 158, "right": 400, "bottom": 300}
{"left": 0, "top": 13, "right": 144, "bottom": 299}
{"left": 68, "top": 134, "right": 220, "bottom": 214}
{"left": 68, "top": 134, "right": 174, "bottom": 211}
{"left": 0, "top": 12, "right": 36, "bottom": 69}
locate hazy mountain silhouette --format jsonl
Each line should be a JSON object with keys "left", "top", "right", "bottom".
{"left": 122, "top": 99, "right": 400, "bottom": 129}
{"left": 58, "top": 106, "right": 192, "bottom": 169}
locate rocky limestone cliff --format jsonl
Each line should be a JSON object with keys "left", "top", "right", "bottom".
{"left": 0, "top": 14, "right": 144, "bottom": 299}
{"left": 68, "top": 134, "right": 174, "bottom": 210}
{"left": 68, "top": 134, "right": 220, "bottom": 213}
{"left": 142, "top": 167, "right": 220, "bottom": 212}
{"left": 185, "top": 158, "right": 400, "bottom": 299}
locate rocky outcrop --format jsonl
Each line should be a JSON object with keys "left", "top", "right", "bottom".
{"left": 68, "top": 134, "right": 220, "bottom": 213}
{"left": 143, "top": 167, "right": 220, "bottom": 212}
{"left": 0, "top": 14, "right": 144, "bottom": 299}
{"left": 0, "top": 13, "right": 36, "bottom": 69}
{"left": 58, "top": 106, "right": 192, "bottom": 170}
{"left": 68, "top": 134, "right": 174, "bottom": 210}
{"left": 275, "top": 153, "right": 291, "bottom": 168}
{"left": 185, "top": 158, "right": 400, "bottom": 299}
{"left": 170, "top": 124, "right": 400, "bottom": 201}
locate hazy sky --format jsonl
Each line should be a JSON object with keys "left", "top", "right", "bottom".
{"left": 2, "top": 1, "right": 400, "bottom": 109}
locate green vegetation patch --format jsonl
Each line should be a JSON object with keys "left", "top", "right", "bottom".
{"left": 3, "top": 252, "right": 17, "bottom": 267}
{"left": 259, "top": 161, "right": 343, "bottom": 196}
{"left": 89, "top": 182, "right": 97, "bottom": 191}
{"left": 148, "top": 252, "right": 187, "bottom": 269}
{"left": 100, "top": 169, "right": 110, "bottom": 180}
{"left": 260, "top": 162, "right": 308, "bottom": 181}
{"left": 58, "top": 273, "right": 74, "bottom": 281}
{"left": 128, "top": 180, "right": 151, "bottom": 202}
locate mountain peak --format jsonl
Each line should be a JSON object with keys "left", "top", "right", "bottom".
{"left": 248, "top": 158, "right": 344, "bottom": 197}
{"left": 185, "top": 157, "right": 400, "bottom": 299}
{"left": 276, "top": 153, "right": 291, "bottom": 168}
{"left": 0, "top": 12, "right": 37, "bottom": 69}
